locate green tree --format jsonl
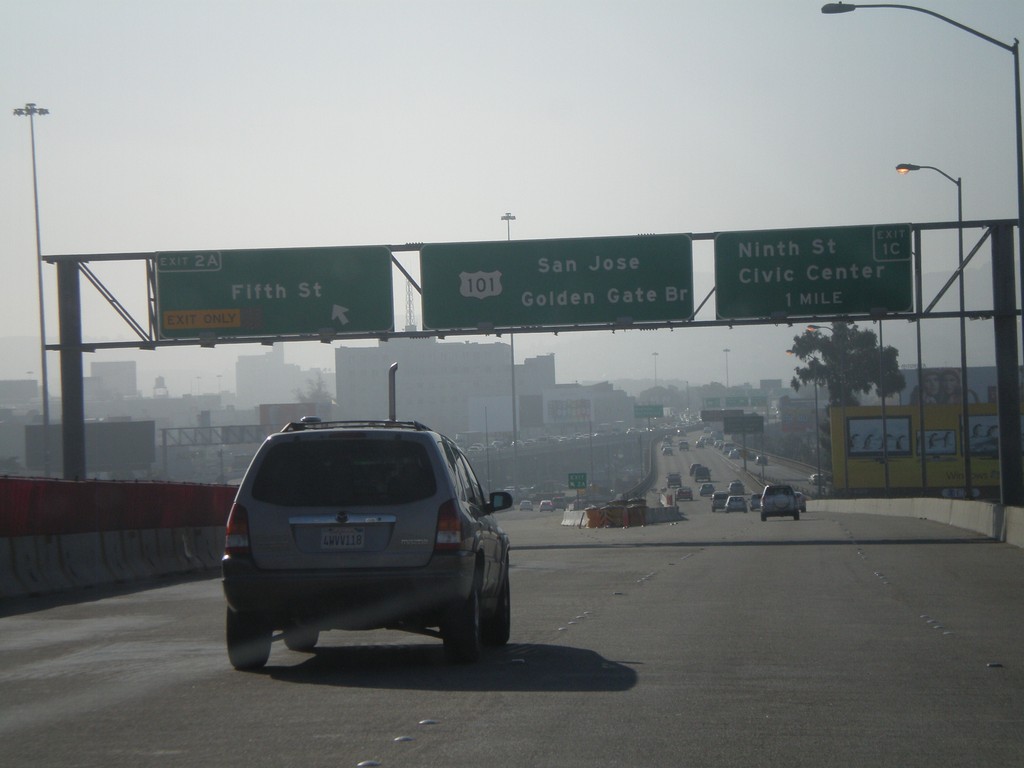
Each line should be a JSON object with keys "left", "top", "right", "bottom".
{"left": 788, "top": 322, "right": 905, "bottom": 405}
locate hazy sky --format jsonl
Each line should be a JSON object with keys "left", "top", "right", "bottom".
{"left": 2, "top": 0, "right": 1022, "bottom": 397}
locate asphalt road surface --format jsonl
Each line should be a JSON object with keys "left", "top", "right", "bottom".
{"left": 2, "top": 505, "right": 1023, "bottom": 768}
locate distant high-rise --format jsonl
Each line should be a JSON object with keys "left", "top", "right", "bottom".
{"left": 89, "top": 361, "right": 138, "bottom": 399}
{"left": 335, "top": 339, "right": 555, "bottom": 436}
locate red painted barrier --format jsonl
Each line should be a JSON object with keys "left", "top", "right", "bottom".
{"left": 0, "top": 478, "right": 235, "bottom": 537}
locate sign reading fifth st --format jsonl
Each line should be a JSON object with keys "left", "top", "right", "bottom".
{"left": 713, "top": 224, "right": 913, "bottom": 320}
{"left": 420, "top": 234, "right": 693, "bottom": 330}
{"left": 155, "top": 246, "right": 394, "bottom": 339}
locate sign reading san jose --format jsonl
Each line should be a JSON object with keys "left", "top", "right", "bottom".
{"left": 714, "top": 224, "right": 913, "bottom": 320}
{"left": 420, "top": 234, "right": 693, "bottom": 330}
{"left": 155, "top": 246, "right": 394, "bottom": 339}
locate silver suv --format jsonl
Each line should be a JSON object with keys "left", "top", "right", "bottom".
{"left": 760, "top": 484, "right": 799, "bottom": 521}
{"left": 222, "top": 418, "right": 513, "bottom": 670}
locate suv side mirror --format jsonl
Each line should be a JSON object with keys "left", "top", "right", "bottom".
{"left": 488, "top": 491, "right": 514, "bottom": 513}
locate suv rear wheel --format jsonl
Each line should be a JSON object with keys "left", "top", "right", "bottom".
{"left": 481, "top": 572, "right": 511, "bottom": 646}
{"left": 442, "top": 585, "right": 482, "bottom": 663}
{"left": 226, "top": 608, "right": 272, "bottom": 670}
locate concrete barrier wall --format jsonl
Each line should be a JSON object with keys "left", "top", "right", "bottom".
{"left": 811, "top": 498, "right": 1024, "bottom": 546}
{"left": 1004, "top": 507, "right": 1024, "bottom": 549}
{"left": 1, "top": 477, "right": 234, "bottom": 599}
{"left": 6, "top": 476, "right": 1022, "bottom": 600}
{"left": 570, "top": 493, "right": 1024, "bottom": 549}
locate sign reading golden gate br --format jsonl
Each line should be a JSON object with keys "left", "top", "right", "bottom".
{"left": 421, "top": 234, "right": 693, "bottom": 330}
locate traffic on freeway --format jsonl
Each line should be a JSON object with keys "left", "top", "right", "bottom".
{"left": 2, "top": 500, "right": 1023, "bottom": 768}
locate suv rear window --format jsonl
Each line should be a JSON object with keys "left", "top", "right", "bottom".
{"left": 251, "top": 437, "right": 437, "bottom": 506}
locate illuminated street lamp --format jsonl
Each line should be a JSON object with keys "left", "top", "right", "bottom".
{"left": 12, "top": 102, "right": 51, "bottom": 476}
{"left": 895, "top": 162, "right": 973, "bottom": 498}
{"left": 819, "top": 3, "right": 1019, "bottom": 290}
{"left": 821, "top": 0, "right": 1024, "bottom": 410}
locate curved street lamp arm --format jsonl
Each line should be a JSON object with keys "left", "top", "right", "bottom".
{"left": 823, "top": 3, "right": 1015, "bottom": 52}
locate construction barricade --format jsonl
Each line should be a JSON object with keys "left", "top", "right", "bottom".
{"left": 579, "top": 499, "right": 649, "bottom": 528}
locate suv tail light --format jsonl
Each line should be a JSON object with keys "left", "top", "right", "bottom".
{"left": 224, "top": 503, "right": 251, "bottom": 556}
{"left": 434, "top": 498, "right": 464, "bottom": 551}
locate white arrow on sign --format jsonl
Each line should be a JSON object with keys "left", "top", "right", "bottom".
{"left": 332, "top": 305, "right": 350, "bottom": 325}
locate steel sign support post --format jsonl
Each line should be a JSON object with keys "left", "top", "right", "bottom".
{"left": 991, "top": 224, "right": 1023, "bottom": 507}
{"left": 57, "top": 261, "right": 86, "bottom": 480}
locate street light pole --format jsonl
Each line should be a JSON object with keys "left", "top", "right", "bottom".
{"left": 501, "top": 212, "right": 516, "bottom": 241}
{"left": 723, "top": 348, "right": 730, "bottom": 389}
{"left": 878, "top": 320, "right": 891, "bottom": 496}
{"left": 896, "top": 163, "right": 972, "bottom": 498}
{"left": 12, "top": 102, "right": 51, "bottom": 477}
{"left": 789, "top": 346, "right": 824, "bottom": 495}
{"left": 807, "top": 323, "right": 847, "bottom": 495}
{"left": 652, "top": 352, "right": 659, "bottom": 388}
{"left": 502, "top": 211, "right": 518, "bottom": 499}
{"left": 813, "top": 371, "right": 822, "bottom": 497}
{"left": 821, "top": 1, "right": 1023, "bottom": 411}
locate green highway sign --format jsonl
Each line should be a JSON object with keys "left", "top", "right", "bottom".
{"left": 156, "top": 246, "right": 394, "bottom": 339}
{"left": 568, "top": 472, "right": 587, "bottom": 489}
{"left": 420, "top": 234, "right": 692, "bottom": 330}
{"left": 714, "top": 224, "right": 913, "bottom": 320}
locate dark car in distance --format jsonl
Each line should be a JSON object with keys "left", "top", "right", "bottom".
{"left": 711, "top": 491, "right": 730, "bottom": 512}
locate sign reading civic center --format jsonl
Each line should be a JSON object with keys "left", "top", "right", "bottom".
{"left": 713, "top": 224, "right": 913, "bottom": 320}
{"left": 420, "top": 234, "right": 693, "bottom": 330}
{"left": 155, "top": 246, "right": 394, "bottom": 339}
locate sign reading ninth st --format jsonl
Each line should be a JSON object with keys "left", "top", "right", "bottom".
{"left": 713, "top": 224, "right": 913, "bottom": 320}
{"left": 155, "top": 246, "right": 394, "bottom": 339}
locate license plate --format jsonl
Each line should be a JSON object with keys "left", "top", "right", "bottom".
{"left": 320, "top": 526, "right": 365, "bottom": 550}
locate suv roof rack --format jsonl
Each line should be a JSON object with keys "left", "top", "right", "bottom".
{"left": 280, "top": 419, "right": 433, "bottom": 433}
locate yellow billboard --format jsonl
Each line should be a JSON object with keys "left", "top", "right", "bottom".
{"left": 829, "top": 403, "right": 1012, "bottom": 497}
